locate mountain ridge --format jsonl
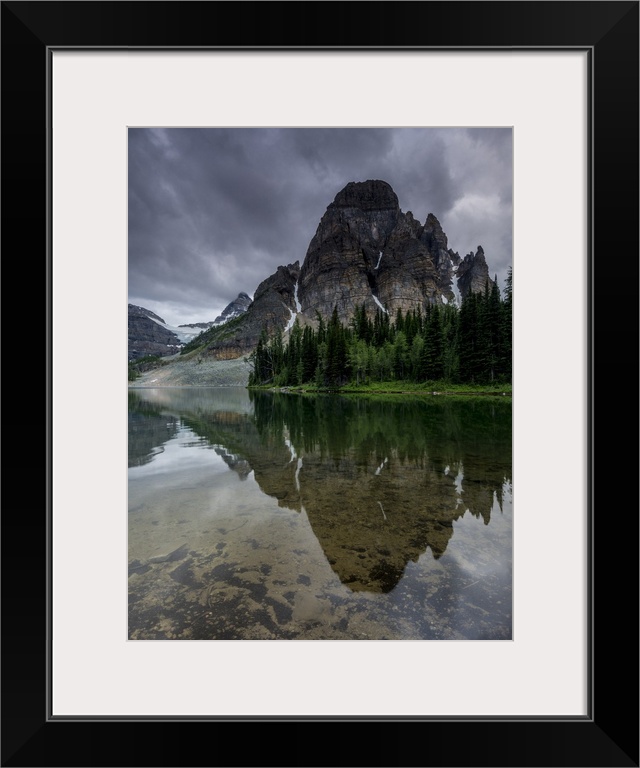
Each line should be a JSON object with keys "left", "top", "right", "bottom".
{"left": 192, "top": 179, "right": 497, "bottom": 360}
{"left": 128, "top": 292, "right": 251, "bottom": 360}
{"left": 130, "top": 179, "right": 501, "bottom": 363}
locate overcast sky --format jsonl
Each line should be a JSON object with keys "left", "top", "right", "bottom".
{"left": 129, "top": 127, "right": 512, "bottom": 327}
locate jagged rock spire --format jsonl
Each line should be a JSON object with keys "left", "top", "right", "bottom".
{"left": 200, "top": 180, "right": 500, "bottom": 358}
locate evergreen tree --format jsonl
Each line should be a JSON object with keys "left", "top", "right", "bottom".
{"left": 325, "top": 305, "right": 348, "bottom": 386}
{"left": 441, "top": 303, "right": 459, "bottom": 382}
{"left": 403, "top": 309, "right": 417, "bottom": 346}
{"left": 394, "top": 307, "right": 404, "bottom": 336}
{"left": 248, "top": 281, "right": 510, "bottom": 389}
{"left": 410, "top": 333, "right": 424, "bottom": 380}
{"left": 415, "top": 304, "right": 424, "bottom": 336}
{"left": 422, "top": 304, "right": 444, "bottom": 380}
{"left": 353, "top": 303, "right": 371, "bottom": 343}
{"left": 485, "top": 280, "right": 503, "bottom": 382}
{"left": 252, "top": 327, "right": 280, "bottom": 384}
{"left": 502, "top": 267, "right": 512, "bottom": 381}
{"left": 301, "top": 325, "right": 317, "bottom": 383}
{"left": 458, "top": 292, "right": 479, "bottom": 383}
{"left": 286, "top": 319, "right": 302, "bottom": 384}
{"left": 349, "top": 338, "right": 369, "bottom": 386}
{"left": 316, "top": 312, "right": 327, "bottom": 345}
{"left": 393, "top": 331, "right": 409, "bottom": 379}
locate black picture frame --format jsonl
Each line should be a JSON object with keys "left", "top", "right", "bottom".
{"left": 3, "top": 1, "right": 638, "bottom": 766}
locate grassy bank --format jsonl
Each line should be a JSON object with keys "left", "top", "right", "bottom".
{"left": 248, "top": 380, "right": 512, "bottom": 396}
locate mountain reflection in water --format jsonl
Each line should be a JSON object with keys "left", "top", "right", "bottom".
{"left": 128, "top": 387, "right": 512, "bottom": 640}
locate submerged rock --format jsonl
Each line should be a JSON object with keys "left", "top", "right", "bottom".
{"left": 148, "top": 543, "right": 190, "bottom": 564}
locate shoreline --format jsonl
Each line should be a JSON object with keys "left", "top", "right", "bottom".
{"left": 128, "top": 355, "right": 511, "bottom": 396}
{"left": 253, "top": 388, "right": 511, "bottom": 397}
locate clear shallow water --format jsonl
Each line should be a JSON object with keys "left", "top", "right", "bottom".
{"left": 128, "top": 387, "right": 512, "bottom": 640}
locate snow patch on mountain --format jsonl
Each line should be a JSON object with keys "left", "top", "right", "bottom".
{"left": 372, "top": 294, "right": 388, "bottom": 314}
{"left": 294, "top": 281, "right": 301, "bottom": 312}
{"left": 449, "top": 257, "right": 462, "bottom": 306}
{"left": 284, "top": 307, "right": 297, "bottom": 334}
{"left": 147, "top": 316, "right": 203, "bottom": 344}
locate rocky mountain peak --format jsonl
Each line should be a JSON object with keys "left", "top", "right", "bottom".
{"left": 456, "top": 247, "right": 495, "bottom": 297}
{"left": 195, "top": 262, "right": 301, "bottom": 360}
{"left": 128, "top": 304, "right": 183, "bottom": 360}
{"left": 128, "top": 303, "right": 166, "bottom": 324}
{"left": 330, "top": 179, "right": 399, "bottom": 211}
{"left": 422, "top": 213, "right": 448, "bottom": 250}
{"left": 210, "top": 292, "right": 252, "bottom": 326}
{"left": 298, "top": 180, "right": 465, "bottom": 322}
{"left": 191, "top": 180, "right": 501, "bottom": 360}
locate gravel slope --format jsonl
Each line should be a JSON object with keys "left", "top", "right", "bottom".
{"left": 129, "top": 356, "right": 251, "bottom": 387}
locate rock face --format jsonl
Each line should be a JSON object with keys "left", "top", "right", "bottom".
{"left": 178, "top": 321, "right": 214, "bottom": 331}
{"left": 210, "top": 292, "right": 252, "bottom": 326}
{"left": 201, "top": 179, "right": 498, "bottom": 359}
{"left": 456, "top": 246, "right": 496, "bottom": 297}
{"left": 128, "top": 304, "right": 183, "bottom": 360}
{"left": 298, "top": 180, "right": 462, "bottom": 322}
{"left": 199, "top": 263, "right": 301, "bottom": 360}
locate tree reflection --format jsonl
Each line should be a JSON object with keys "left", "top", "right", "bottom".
{"left": 128, "top": 388, "right": 511, "bottom": 592}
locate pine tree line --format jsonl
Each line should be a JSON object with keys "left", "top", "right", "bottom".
{"left": 248, "top": 269, "right": 512, "bottom": 388}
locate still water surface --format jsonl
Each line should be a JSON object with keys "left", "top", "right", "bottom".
{"left": 128, "top": 387, "right": 512, "bottom": 640}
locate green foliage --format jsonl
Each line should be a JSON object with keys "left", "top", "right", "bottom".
{"left": 180, "top": 314, "right": 246, "bottom": 355}
{"left": 128, "top": 354, "right": 162, "bottom": 380}
{"left": 325, "top": 305, "right": 349, "bottom": 386}
{"left": 247, "top": 285, "right": 512, "bottom": 391}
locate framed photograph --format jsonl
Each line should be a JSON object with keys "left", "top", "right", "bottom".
{"left": 3, "top": 1, "right": 637, "bottom": 765}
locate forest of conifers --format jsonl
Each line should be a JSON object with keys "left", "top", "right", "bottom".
{"left": 248, "top": 269, "right": 512, "bottom": 389}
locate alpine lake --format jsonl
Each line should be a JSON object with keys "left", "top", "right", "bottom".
{"left": 128, "top": 386, "right": 512, "bottom": 641}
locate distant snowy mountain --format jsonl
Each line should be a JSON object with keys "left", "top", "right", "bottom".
{"left": 128, "top": 304, "right": 196, "bottom": 360}
{"left": 128, "top": 294, "right": 252, "bottom": 361}
{"left": 210, "top": 292, "right": 252, "bottom": 326}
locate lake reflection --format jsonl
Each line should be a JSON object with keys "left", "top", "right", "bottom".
{"left": 128, "top": 387, "right": 512, "bottom": 640}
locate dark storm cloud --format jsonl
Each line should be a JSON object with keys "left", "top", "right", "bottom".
{"left": 128, "top": 127, "right": 512, "bottom": 325}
